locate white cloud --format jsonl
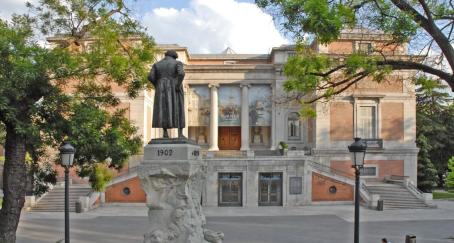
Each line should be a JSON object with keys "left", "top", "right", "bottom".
{"left": 0, "top": 0, "right": 35, "bottom": 20}
{"left": 141, "top": 0, "right": 289, "bottom": 54}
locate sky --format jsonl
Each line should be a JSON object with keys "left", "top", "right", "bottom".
{"left": 0, "top": 0, "right": 290, "bottom": 54}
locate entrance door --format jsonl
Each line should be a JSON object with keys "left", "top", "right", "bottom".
{"left": 259, "top": 173, "right": 283, "bottom": 206}
{"left": 219, "top": 126, "right": 241, "bottom": 150}
{"left": 218, "top": 173, "right": 242, "bottom": 206}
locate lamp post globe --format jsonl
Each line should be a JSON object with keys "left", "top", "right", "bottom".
{"left": 348, "top": 137, "right": 367, "bottom": 167}
{"left": 59, "top": 142, "right": 75, "bottom": 243}
{"left": 59, "top": 142, "right": 75, "bottom": 166}
{"left": 348, "top": 137, "right": 367, "bottom": 243}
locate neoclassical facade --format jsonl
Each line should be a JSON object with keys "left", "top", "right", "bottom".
{"left": 46, "top": 29, "right": 420, "bottom": 207}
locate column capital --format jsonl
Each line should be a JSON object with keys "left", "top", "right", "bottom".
{"left": 208, "top": 83, "right": 219, "bottom": 89}
{"left": 240, "top": 83, "right": 250, "bottom": 88}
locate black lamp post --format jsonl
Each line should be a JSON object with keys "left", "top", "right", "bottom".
{"left": 348, "top": 137, "right": 367, "bottom": 243}
{"left": 59, "top": 142, "right": 75, "bottom": 243}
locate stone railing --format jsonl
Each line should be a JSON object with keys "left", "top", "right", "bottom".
{"left": 360, "top": 180, "right": 380, "bottom": 209}
{"left": 404, "top": 179, "right": 436, "bottom": 207}
{"left": 307, "top": 160, "right": 379, "bottom": 209}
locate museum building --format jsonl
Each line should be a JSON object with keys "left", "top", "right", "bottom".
{"left": 33, "top": 29, "right": 421, "bottom": 209}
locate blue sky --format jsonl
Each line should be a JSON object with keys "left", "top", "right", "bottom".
{"left": 128, "top": 0, "right": 255, "bottom": 13}
{"left": 0, "top": 0, "right": 288, "bottom": 54}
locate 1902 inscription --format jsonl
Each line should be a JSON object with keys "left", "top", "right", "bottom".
{"left": 157, "top": 149, "right": 173, "bottom": 157}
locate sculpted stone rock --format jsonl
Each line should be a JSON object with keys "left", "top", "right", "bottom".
{"left": 139, "top": 142, "right": 223, "bottom": 243}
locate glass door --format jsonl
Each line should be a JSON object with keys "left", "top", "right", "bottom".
{"left": 218, "top": 173, "right": 242, "bottom": 206}
{"left": 258, "top": 173, "right": 283, "bottom": 206}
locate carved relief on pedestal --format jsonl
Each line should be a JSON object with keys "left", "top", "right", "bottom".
{"left": 139, "top": 160, "right": 223, "bottom": 243}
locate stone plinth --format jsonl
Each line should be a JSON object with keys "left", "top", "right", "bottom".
{"left": 138, "top": 139, "right": 223, "bottom": 243}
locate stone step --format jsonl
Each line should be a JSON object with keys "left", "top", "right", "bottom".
{"left": 365, "top": 183, "right": 429, "bottom": 210}
{"left": 31, "top": 186, "right": 92, "bottom": 212}
{"left": 381, "top": 197, "right": 425, "bottom": 201}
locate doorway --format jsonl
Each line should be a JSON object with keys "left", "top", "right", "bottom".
{"left": 259, "top": 172, "right": 283, "bottom": 206}
{"left": 218, "top": 173, "right": 242, "bottom": 206}
{"left": 219, "top": 126, "right": 241, "bottom": 150}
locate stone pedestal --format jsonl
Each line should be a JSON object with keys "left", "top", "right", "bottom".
{"left": 138, "top": 139, "right": 223, "bottom": 243}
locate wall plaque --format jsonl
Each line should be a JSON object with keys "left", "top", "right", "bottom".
{"left": 289, "top": 177, "right": 302, "bottom": 195}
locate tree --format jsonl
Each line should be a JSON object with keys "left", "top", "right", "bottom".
{"left": 416, "top": 77, "right": 454, "bottom": 187}
{"left": 447, "top": 157, "right": 454, "bottom": 190}
{"left": 0, "top": 0, "right": 155, "bottom": 241}
{"left": 416, "top": 132, "right": 438, "bottom": 192}
{"left": 256, "top": 0, "right": 454, "bottom": 102}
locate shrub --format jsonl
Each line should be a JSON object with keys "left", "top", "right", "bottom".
{"left": 89, "top": 164, "right": 114, "bottom": 192}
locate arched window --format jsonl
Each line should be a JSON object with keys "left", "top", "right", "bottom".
{"left": 288, "top": 112, "right": 301, "bottom": 140}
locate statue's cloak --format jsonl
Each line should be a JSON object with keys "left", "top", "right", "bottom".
{"left": 148, "top": 56, "right": 185, "bottom": 129}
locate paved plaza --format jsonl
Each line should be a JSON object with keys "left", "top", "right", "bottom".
{"left": 17, "top": 201, "right": 454, "bottom": 243}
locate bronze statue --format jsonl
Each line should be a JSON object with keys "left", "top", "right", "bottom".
{"left": 148, "top": 50, "right": 186, "bottom": 139}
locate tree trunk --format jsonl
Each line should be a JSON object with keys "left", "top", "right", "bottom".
{"left": 0, "top": 125, "right": 27, "bottom": 243}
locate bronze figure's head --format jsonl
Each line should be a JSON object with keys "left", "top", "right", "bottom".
{"left": 164, "top": 50, "right": 178, "bottom": 59}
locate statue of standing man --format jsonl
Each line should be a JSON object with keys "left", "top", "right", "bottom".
{"left": 148, "top": 50, "right": 186, "bottom": 139}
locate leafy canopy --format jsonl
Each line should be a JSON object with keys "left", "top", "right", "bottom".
{"left": 257, "top": 0, "right": 454, "bottom": 106}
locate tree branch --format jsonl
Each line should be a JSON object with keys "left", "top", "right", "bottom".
{"left": 390, "top": 0, "right": 454, "bottom": 72}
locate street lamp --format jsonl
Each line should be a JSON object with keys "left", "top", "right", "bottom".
{"left": 59, "top": 142, "right": 75, "bottom": 243}
{"left": 348, "top": 137, "right": 367, "bottom": 243}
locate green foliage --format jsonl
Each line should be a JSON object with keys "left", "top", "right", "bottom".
{"left": 279, "top": 141, "right": 288, "bottom": 149}
{"left": 67, "top": 101, "right": 141, "bottom": 170}
{"left": 256, "top": 0, "right": 355, "bottom": 43}
{"left": 31, "top": 162, "right": 57, "bottom": 197}
{"left": 447, "top": 157, "right": 454, "bottom": 190}
{"left": 416, "top": 77, "right": 454, "bottom": 188}
{"left": 256, "top": 0, "right": 454, "bottom": 103}
{"left": 89, "top": 163, "right": 114, "bottom": 192}
{"left": 416, "top": 132, "right": 438, "bottom": 192}
{"left": 433, "top": 191, "right": 454, "bottom": 200}
{"left": 0, "top": 1, "right": 155, "bottom": 238}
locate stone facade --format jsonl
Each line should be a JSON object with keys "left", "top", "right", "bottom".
{"left": 48, "top": 29, "right": 419, "bottom": 207}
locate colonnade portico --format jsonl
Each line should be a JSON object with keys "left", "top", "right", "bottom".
{"left": 203, "top": 83, "right": 273, "bottom": 151}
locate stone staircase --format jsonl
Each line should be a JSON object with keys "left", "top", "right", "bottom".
{"left": 366, "top": 183, "right": 429, "bottom": 209}
{"left": 30, "top": 185, "right": 91, "bottom": 212}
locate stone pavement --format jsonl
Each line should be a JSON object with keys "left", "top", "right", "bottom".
{"left": 16, "top": 200, "right": 454, "bottom": 243}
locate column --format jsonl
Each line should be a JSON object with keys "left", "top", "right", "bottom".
{"left": 209, "top": 84, "right": 219, "bottom": 151}
{"left": 240, "top": 84, "right": 250, "bottom": 151}
{"left": 270, "top": 84, "right": 277, "bottom": 150}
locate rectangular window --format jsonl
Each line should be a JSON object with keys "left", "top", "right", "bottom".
{"left": 288, "top": 112, "right": 301, "bottom": 140}
{"left": 218, "top": 173, "right": 242, "bottom": 206}
{"left": 360, "top": 166, "right": 378, "bottom": 177}
{"left": 357, "top": 106, "right": 376, "bottom": 139}
{"left": 358, "top": 43, "right": 372, "bottom": 54}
